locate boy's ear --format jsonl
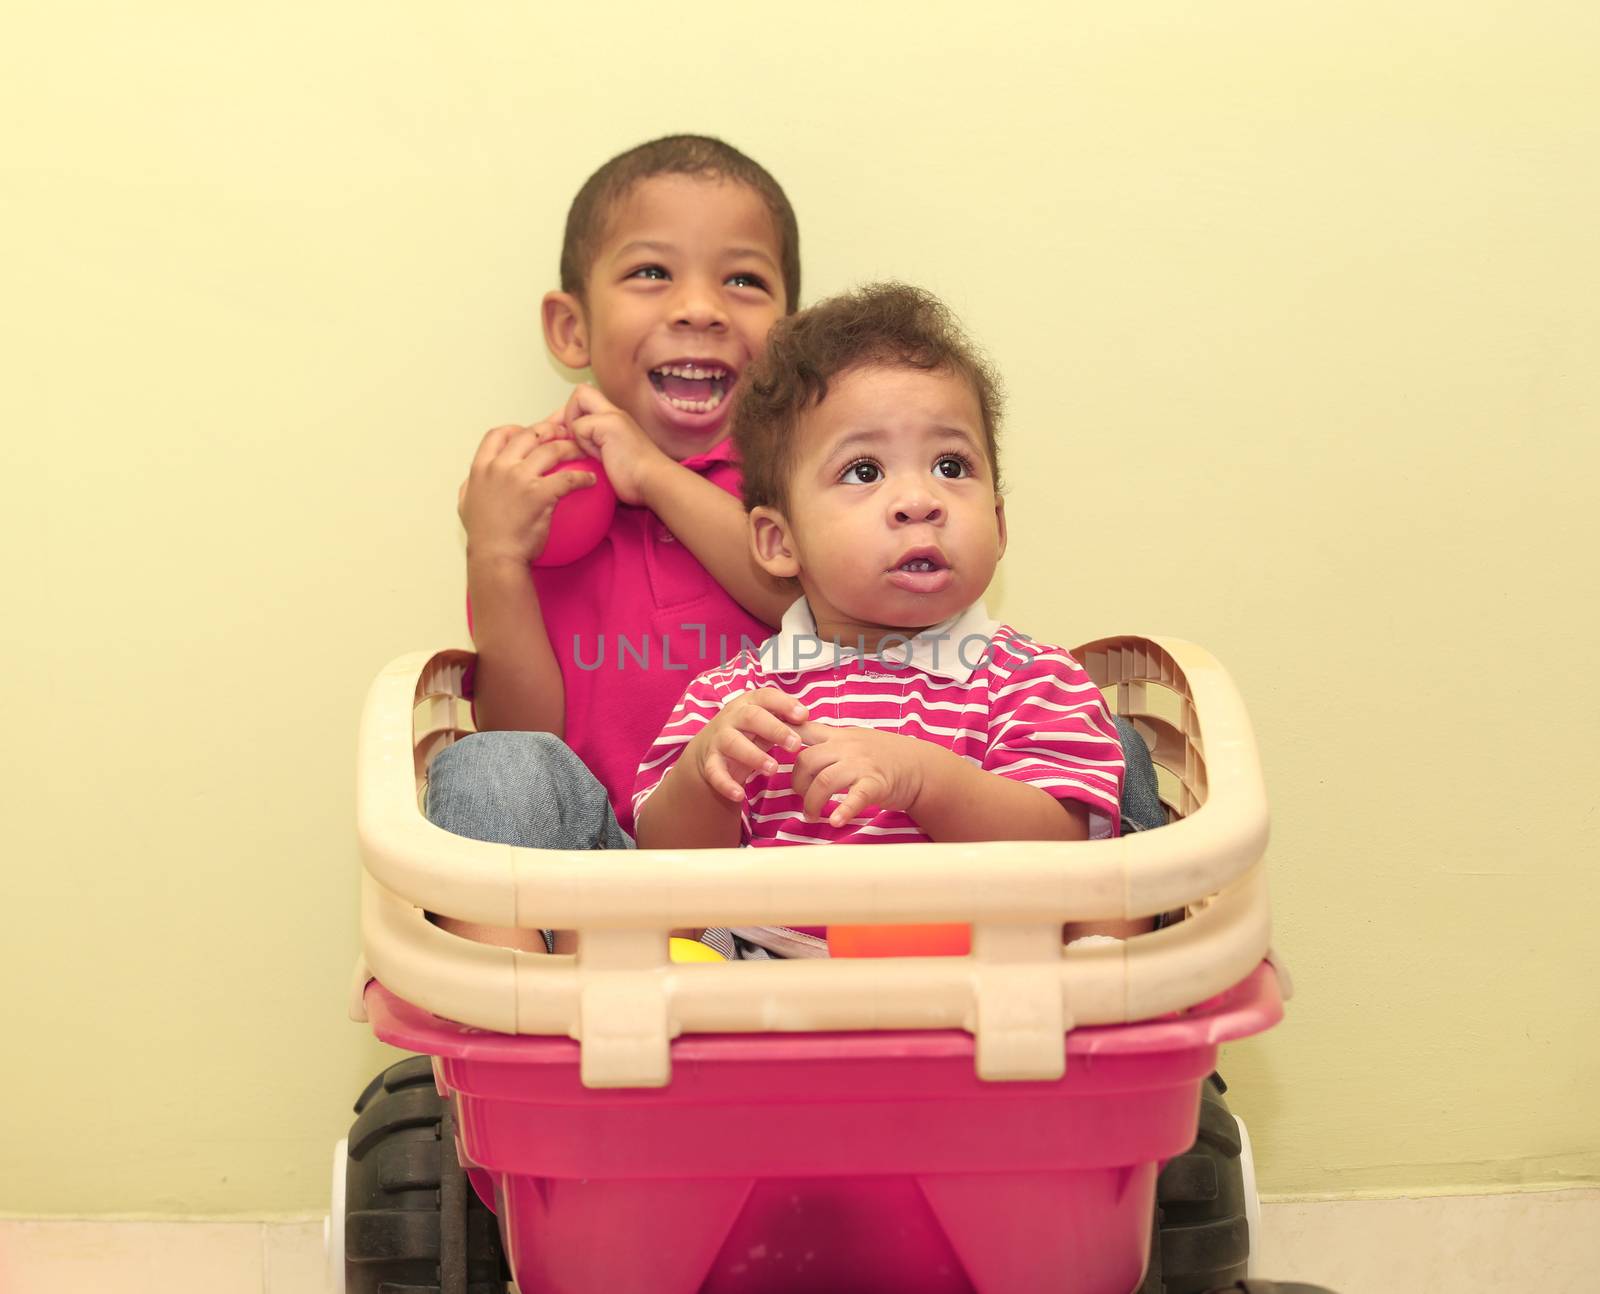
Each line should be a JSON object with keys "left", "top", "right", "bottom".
{"left": 750, "top": 505, "right": 801, "bottom": 579}
{"left": 541, "top": 291, "right": 590, "bottom": 370}
{"left": 995, "top": 495, "right": 1008, "bottom": 561}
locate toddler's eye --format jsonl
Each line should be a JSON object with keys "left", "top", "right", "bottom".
{"left": 628, "top": 265, "right": 669, "bottom": 281}
{"left": 842, "top": 461, "right": 882, "bottom": 485}
{"left": 934, "top": 454, "right": 972, "bottom": 479}
{"left": 727, "top": 271, "right": 770, "bottom": 291}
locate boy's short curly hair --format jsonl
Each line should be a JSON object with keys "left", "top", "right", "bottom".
{"left": 560, "top": 134, "right": 800, "bottom": 312}
{"left": 733, "top": 283, "right": 1004, "bottom": 513}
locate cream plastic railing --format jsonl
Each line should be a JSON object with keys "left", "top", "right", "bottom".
{"left": 353, "top": 636, "right": 1271, "bottom": 1089}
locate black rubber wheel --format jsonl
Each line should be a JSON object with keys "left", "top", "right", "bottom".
{"left": 1137, "top": 1074, "right": 1252, "bottom": 1294}
{"left": 344, "top": 1055, "right": 507, "bottom": 1294}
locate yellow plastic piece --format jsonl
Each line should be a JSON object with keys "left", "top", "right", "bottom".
{"left": 353, "top": 636, "right": 1275, "bottom": 1088}
{"left": 669, "top": 937, "right": 727, "bottom": 963}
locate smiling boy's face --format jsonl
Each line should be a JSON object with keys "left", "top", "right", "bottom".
{"left": 751, "top": 364, "right": 1007, "bottom": 650}
{"left": 543, "top": 174, "right": 787, "bottom": 461}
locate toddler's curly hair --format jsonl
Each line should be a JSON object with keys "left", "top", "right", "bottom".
{"left": 733, "top": 282, "right": 1003, "bottom": 513}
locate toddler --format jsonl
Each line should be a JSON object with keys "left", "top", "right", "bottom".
{"left": 633, "top": 284, "right": 1150, "bottom": 948}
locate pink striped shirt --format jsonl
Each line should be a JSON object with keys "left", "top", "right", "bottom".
{"left": 632, "top": 600, "right": 1123, "bottom": 845}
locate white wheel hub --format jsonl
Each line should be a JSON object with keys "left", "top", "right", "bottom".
{"left": 324, "top": 1137, "right": 348, "bottom": 1294}
{"left": 1235, "top": 1114, "right": 1261, "bottom": 1276}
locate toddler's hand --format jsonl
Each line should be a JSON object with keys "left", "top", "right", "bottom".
{"left": 458, "top": 420, "right": 596, "bottom": 564}
{"left": 691, "top": 687, "right": 809, "bottom": 803}
{"left": 790, "top": 724, "right": 932, "bottom": 828}
{"left": 563, "top": 384, "right": 670, "bottom": 507}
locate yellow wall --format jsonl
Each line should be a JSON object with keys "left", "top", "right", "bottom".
{"left": 3, "top": 0, "right": 1595, "bottom": 1215}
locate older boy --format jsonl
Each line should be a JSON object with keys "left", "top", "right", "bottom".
{"left": 430, "top": 136, "right": 800, "bottom": 874}
{"left": 428, "top": 136, "right": 805, "bottom": 951}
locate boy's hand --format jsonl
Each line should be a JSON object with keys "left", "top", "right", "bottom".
{"left": 563, "top": 384, "right": 672, "bottom": 507}
{"left": 458, "top": 420, "right": 596, "bottom": 564}
{"left": 689, "top": 687, "right": 809, "bottom": 803}
{"left": 791, "top": 723, "right": 937, "bottom": 829}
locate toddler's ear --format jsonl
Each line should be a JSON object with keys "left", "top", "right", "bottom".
{"left": 542, "top": 291, "right": 590, "bottom": 370}
{"left": 750, "top": 507, "right": 800, "bottom": 579}
{"left": 995, "top": 495, "right": 1008, "bottom": 561}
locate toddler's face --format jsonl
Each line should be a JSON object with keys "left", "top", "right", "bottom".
{"left": 572, "top": 175, "right": 786, "bottom": 460}
{"left": 758, "top": 365, "right": 1006, "bottom": 646}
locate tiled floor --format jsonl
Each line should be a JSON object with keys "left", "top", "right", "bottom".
{"left": 2, "top": 1190, "right": 1596, "bottom": 1293}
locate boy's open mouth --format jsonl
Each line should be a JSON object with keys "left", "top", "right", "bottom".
{"left": 648, "top": 362, "right": 733, "bottom": 415}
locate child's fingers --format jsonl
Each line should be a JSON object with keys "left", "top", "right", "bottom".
{"left": 491, "top": 425, "right": 553, "bottom": 465}
{"left": 788, "top": 742, "right": 832, "bottom": 803}
{"left": 564, "top": 383, "right": 617, "bottom": 424}
{"left": 748, "top": 688, "right": 809, "bottom": 725}
{"left": 472, "top": 423, "right": 525, "bottom": 471}
{"left": 798, "top": 757, "right": 848, "bottom": 822}
{"left": 828, "top": 776, "right": 883, "bottom": 828}
{"left": 716, "top": 730, "right": 780, "bottom": 779}
{"left": 537, "top": 468, "right": 597, "bottom": 502}
{"left": 520, "top": 437, "right": 594, "bottom": 478}
{"left": 701, "top": 754, "right": 746, "bottom": 802}
{"left": 567, "top": 413, "right": 613, "bottom": 456}
{"left": 733, "top": 703, "right": 803, "bottom": 753}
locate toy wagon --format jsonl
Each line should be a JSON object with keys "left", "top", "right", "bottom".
{"left": 330, "top": 635, "right": 1320, "bottom": 1294}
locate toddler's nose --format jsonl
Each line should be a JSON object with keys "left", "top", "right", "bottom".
{"left": 893, "top": 494, "right": 943, "bottom": 525}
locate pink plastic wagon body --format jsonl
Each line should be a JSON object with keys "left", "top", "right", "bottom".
{"left": 352, "top": 635, "right": 1280, "bottom": 1291}
{"left": 366, "top": 961, "right": 1281, "bottom": 1294}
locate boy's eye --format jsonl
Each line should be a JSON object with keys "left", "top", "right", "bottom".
{"left": 841, "top": 460, "right": 882, "bottom": 485}
{"left": 628, "top": 265, "right": 669, "bottom": 281}
{"left": 727, "top": 271, "right": 770, "bottom": 292}
{"left": 934, "top": 454, "right": 973, "bottom": 479}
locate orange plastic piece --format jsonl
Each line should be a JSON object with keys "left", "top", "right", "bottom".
{"left": 827, "top": 923, "right": 971, "bottom": 957}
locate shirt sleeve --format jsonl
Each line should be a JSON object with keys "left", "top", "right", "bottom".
{"left": 631, "top": 663, "right": 741, "bottom": 825}
{"left": 982, "top": 639, "right": 1125, "bottom": 837}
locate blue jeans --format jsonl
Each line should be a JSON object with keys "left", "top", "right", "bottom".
{"left": 1114, "top": 715, "right": 1167, "bottom": 833}
{"left": 425, "top": 731, "right": 633, "bottom": 852}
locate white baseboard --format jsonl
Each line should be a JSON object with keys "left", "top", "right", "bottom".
{"left": 3, "top": 1189, "right": 1596, "bottom": 1293}
{"left": 1253, "top": 1188, "right": 1600, "bottom": 1294}
{"left": 0, "top": 1217, "right": 327, "bottom": 1294}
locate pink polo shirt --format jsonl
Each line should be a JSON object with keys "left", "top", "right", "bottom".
{"left": 470, "top": 439, "right": 769, "bottom": 835}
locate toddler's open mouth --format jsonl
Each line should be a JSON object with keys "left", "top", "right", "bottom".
{"left": 888, "top": 547, "right": 953, "bottom": 593}
{"left": 892, "top": 547, "right": 947, "bottom": 573}
{"left": 648, "top": 362, "right": 733, "bottom": 415}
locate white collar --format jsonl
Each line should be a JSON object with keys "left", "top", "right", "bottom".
{"left": 760, "top": 599, "right": 1002, "bottom": 684}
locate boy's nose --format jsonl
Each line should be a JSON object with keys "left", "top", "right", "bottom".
{"left": 672, "top": 282, "right": 728, "bottom": 331}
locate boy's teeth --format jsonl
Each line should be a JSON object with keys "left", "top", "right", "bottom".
{"left": 662, "top": 387, "right": 727, "bottom": 414}
{"left": 657, "top": 364, "right": 727, "bottom": 380}
{"left": 901, "top": 558, "right": 936, "bottom": 571}
{"left": 652, "top": 363, "right": 731, "bottom": 414}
